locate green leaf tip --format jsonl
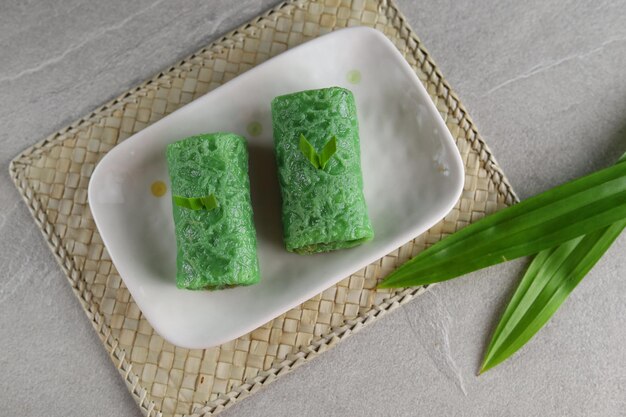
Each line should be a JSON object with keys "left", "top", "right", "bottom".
{"left": 477, "top": 362, "right": 490, "bottom": 375}
{"left": 319, "top": 136, "right": 337, "bottom": 169}
{"left": 299, "top": 134, "right": 320, "bottom": 169}
{"left": 299, "top": 134, "right": 338, "bottom": 170}
{"left": 173, "top": 194, "right": 218, "bottom": 211}
{"left": 376, "top": 279, "right": 395, "bottom": 289}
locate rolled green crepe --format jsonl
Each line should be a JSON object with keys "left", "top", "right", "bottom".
{"left": 271, "top": 87, "right": 374, "bottom": 254}
{"left": 166, "top": 133, "right": 260, "bottom": 289}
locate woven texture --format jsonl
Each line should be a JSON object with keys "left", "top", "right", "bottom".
{"left": 9, "top": 1, "right": 518, "bottom": 416}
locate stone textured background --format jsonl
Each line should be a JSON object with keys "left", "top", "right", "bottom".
{"left": 1, "top": 1, "right": 625, "bottom": 416}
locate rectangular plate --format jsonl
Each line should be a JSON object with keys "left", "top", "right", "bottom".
{"left": 88, "top": 27, "right": 464, "bottom": 349}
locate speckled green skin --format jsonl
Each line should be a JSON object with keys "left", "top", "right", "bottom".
{"left": 271, "top": 87, "right": 374, "bottom": 254}
{"left": 166, "top": 133, "right": 260, "bottom": 289}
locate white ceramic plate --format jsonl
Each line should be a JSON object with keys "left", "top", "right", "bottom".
{"left": 88, "top": 27, "right": 464, "bottom": 349}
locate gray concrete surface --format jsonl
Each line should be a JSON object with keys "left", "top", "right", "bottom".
{"left": 1, "top": 1, "right": 625, "bottom": 416}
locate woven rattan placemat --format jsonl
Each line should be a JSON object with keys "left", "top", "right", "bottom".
{"left": 10, "top": 1, "right": 518, "bottom": 416}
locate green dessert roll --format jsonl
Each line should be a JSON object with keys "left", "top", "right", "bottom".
{"left": 166, "top": 133, "right": 260, "bottom": 289}
{"left": 271, "top": 87, "right": 374, "bottom": 254}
